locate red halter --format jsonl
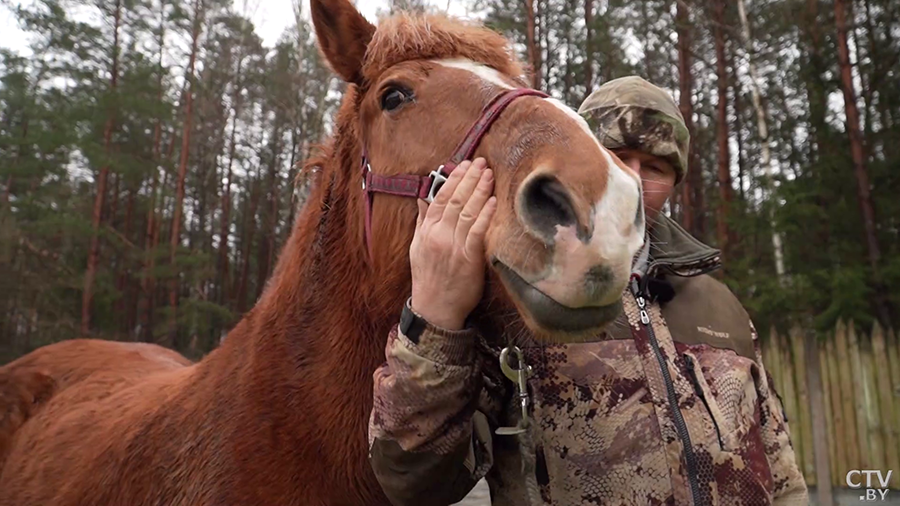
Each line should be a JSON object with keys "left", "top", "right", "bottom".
{"left": 360, "top": 87, "right": 549, "bottom": 258}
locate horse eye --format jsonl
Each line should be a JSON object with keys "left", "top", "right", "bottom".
{"left": 381, "top": 87, "right": 410, "bottom": 111}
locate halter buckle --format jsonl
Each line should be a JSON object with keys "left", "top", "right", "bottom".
{"left": 424, "top": 166, "right": 449, "bottom": 203}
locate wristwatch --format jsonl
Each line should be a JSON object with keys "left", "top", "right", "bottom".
{"left": 400, "top": 297, "right": 429, "bottom": 344}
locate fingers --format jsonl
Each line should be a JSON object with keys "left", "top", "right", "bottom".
{"left": 416, "top": 199, "right": 427, "bottom": 230}
{"left": 441, "top": 158, "right": 486, "bottom": 226}
{"left": 465, "top": 196, "right": 496, "bottom": 259}
{"left": 418, "top": 157, "right": 495, "bottom": 259}
{"left": 424, "top": 160, "right": 471, "bottom": 224}
{"left": 455, "top": 168, "right": 494, "bottom": 244}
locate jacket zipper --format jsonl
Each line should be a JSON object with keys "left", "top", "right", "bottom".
{"left": 632, "top": 285, "right": 702, "bottom": 505}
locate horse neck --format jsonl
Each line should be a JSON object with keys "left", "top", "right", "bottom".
{"left": 205, "top": 153, "right": 409, "bottom": 451}
{"left": 230, "top": 167, "right": 383, "bottom": 382}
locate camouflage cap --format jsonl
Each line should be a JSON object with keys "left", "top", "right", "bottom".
{"left": 578, "top": 76, "right": 690, "bottom": 184}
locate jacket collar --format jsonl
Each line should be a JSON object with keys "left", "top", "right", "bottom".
{"left": 646, "top": 214, "right": 721, "bottom": 278}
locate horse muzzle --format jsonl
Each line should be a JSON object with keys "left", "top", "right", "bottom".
{"left": 492, "top": 259, "right": 624, "bottom": 336}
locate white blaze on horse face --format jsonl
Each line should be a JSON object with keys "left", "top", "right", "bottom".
{"left": 431, "top": 58, "right": 515, "bottom": 89}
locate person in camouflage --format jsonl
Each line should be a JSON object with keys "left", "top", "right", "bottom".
{"left": 367, "top": 75, "right": 808, "bottom": 506}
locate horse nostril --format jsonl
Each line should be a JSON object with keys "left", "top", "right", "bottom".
{"left": 520, "top": 175, "right": 578, "bottom": 240}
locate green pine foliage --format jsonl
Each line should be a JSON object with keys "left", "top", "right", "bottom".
{"left": 1, "top": 0, "right": 898, "bottom": 360}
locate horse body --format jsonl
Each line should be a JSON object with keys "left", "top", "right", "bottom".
{"left": 0, "top": 0, "right": 645, "bottom": 503}
{"left": 1, "top": 289, "right": 385, "bottom": 505}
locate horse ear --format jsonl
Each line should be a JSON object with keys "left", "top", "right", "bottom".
{"left": 310, "top": 0, "right": 376, "bottom": 85}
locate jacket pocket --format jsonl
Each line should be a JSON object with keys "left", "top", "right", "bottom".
{"left": 681, "top": 347, "right": 760, "bottom": 452}
{"left": 682, "top": 352, "right": 724, "bottom": 450}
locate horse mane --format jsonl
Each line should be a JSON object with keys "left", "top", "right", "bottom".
{"left": 362, "top": 13, "right": 528, "bottom": 84}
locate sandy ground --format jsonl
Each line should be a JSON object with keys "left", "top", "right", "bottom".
{"left": 453, "top": 481, "right": 900, "bottom": 505}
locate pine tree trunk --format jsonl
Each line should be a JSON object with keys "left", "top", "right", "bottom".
{"left": 834, "top": 0, "right": 890, "bottom": 325}
{"left": 139, "top": 163, "right": 160, "bottom": 341}
{"left": 138, "top": 4, "right": 167, "bottom": 341}
{"left": 237, "top": 173, "right": 261, "bottom": 313}
{"left": 525, "top": 0, "right": 539, "bottom": 88}
{"left": 863, "top": 0, "right": 892, "bottom": 147}
{"left": 116, "top": 185, "right": 136, "bottom": 332}
{"left": 218, "top": 53, "right": 244, "bottom": 307}
{"left": 255, "top": 123, "right": 282, "bottom": 297}
{"left": 676, "top": 0, "right": 703, "bottom": 237}
{"left": 2, "top": 174, "right": 11, "bottom": 207}
{"left": 804, "top": 0, "right": 828, "bottom": 160}
{"left": 712, "top": 0, "right": 732, "bottom": 260}
{"left": 847, "top": 0, "right": 874, "bottom": 153}
{"left": 538, "top": 0, "right": 547, "bottom": 85}
{"left": 639, "top": 0, "right": 657, "bottom": 85}
{"left": 110, "top": 173, "right": 120, "bottom": 230}
{"left": 583, "top": 0, "right": 593, "bottom": 97}
{"left": 166, "top": 0, "right": 204, "bottom": 348}
{"left": 731, "top": 50, "right": 746, "bottom": 203}
{"left": 736, "top": 0, "right": 786, "bottom": 281}
{"left": 81, "top": 0, "right": 122, "bottom": 336}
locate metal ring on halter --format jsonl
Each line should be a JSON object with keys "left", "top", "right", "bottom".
{"left": 424, "top": 166, "right": 449, "bottom": 203}
{"left": 362, "top": 163, "right": 371, "bottom": 190}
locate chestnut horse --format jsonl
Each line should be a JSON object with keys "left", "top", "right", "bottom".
{"left": 0, "top": 0, "right": 645, "bottom": 504}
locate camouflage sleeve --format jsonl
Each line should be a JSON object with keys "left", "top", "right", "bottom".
{"left": 750, "top": 322, "right": 809, "bottom": 505}
{"left": 367, "top": 319, "right": 494, "bottom": 506}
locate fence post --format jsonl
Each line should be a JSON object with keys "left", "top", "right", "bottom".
{"left": 819, "top": 334, "right": 838, "bottom": 487}
{"left": 848, "top": 321, "right": 873, "bottom": 469}
{"left": 872, "top": 323, "right": 900, "bottom": 488}
{"left": 836, "top": 319, "right": 861, "bottom": 470}
{"left": 779, "top": 328, "right": 802, "bottom": 473}
{"left": 888, "top": 328, "right": 900, "bottom": 470}
{"left": 791, "top": 325, "right": 815, "bottom": 484}
{"left": 805, "top": 328, "right": 833, "bottom": 505}
{"left": 826, "top": 325, "right": 848, "bottom": 482}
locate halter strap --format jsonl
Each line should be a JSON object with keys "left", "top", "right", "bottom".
{"left": 361, "top": 87, "right": 549, "bottom": 259}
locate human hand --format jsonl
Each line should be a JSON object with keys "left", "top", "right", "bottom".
{"left": 409, "top": 158, "right": 497, "bottom": 331}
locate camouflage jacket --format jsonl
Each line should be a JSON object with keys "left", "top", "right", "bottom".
{"left": 368, "top": 215, "right": 808, "bottom": 506}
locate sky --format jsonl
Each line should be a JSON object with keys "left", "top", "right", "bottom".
{"left": 0, "top": 0, "right": 474, "bottom": 55}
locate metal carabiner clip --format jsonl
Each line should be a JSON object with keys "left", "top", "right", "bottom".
{"left": 496, "top": 345, "right": 533, "bottom": 436}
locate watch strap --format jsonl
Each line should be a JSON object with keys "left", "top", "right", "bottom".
{"left": 400, "top": 297, "right": 429, "bottom": 344}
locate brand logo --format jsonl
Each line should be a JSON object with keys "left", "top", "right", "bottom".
{"left": 847, "top": 470, "right": 892, "bottom": 501}
{"left": 696, "top": 326, "right": 729, "bottom": 339}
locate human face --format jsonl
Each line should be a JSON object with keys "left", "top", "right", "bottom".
{"left": 612, "top": 149, "right": 676, "bottom": 224}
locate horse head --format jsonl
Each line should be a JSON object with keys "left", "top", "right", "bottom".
{"left": 309, "top": 0, "right": 645, "bottom": 342}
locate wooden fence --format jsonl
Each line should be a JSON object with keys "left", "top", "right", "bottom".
{"left": 761, "top": 320, "right": 900, "bottom": 489}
